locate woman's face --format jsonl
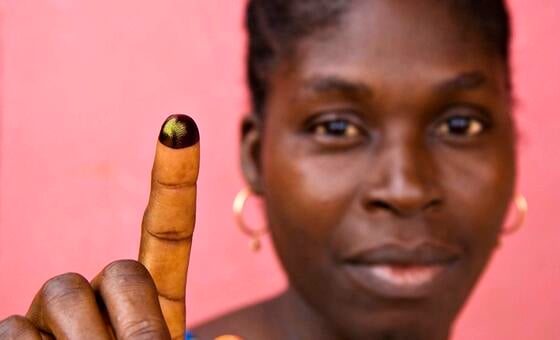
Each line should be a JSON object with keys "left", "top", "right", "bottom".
{"left": 243, "top": 0, "right": 515, "bottom": 337}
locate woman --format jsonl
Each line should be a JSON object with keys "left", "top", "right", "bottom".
{"left": 0, "top": 0, "right": 522, "bottom": 339}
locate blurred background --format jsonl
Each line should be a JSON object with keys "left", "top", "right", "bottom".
{"left": 0, "top": 1, "right": 558, "bottom": 339}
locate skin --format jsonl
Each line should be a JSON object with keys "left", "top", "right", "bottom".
{"left": 0, "top": 0, "right": 515, "bottom": 339}
{"left": 197, "top": 0, "right": 515, "bottom": 339}
{"left": 0, "top": 117, "right": 199, "bottom": 340}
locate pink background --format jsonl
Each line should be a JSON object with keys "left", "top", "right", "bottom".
{"left": 0, "top": 1, "right": 558, "bottom": 339}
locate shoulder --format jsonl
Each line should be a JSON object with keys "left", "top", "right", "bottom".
{"left": 191, "top": 297, "right": 279, "bottom": 340}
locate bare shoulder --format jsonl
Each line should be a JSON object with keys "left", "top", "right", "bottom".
{"left": 191, "top": 297, "right": 279, "bottom": 340}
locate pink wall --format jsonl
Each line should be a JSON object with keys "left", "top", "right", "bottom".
{"left": 0, "top": 1, "right": 558, "bottom": 339}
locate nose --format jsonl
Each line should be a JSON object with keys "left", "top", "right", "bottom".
{"left": 361, "top": 141, "right": 442, "bottom": 217}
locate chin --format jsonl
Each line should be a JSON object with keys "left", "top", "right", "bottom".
{"left": 329, "top": 305, "right": 455, "bottom": 340}
{"left": 314, "top": 278, "right": 466, "bottom": 340}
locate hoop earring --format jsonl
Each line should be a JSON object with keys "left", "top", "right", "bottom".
{"left": 502, "top": 194, "right": 528, "bottom": 235}
{"left": 233, "top": 187, "right": 268, "bottom": 251}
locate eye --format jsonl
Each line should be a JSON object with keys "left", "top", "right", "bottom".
{"left": 304, "top": 113, "right": 368, "bottom": 148}
{"left": 312, "top": 119, "right": 361, "bottom": 138}
{"left": 435, "top": 116, "right": 485, "bottom": 137}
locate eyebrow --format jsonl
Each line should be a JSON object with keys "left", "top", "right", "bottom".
{"left": 300, "top": 71, "right": 487, "bottom": 99}
{"left": 437, "top": 71, "right": 487, "bottom": 92}
{"left": 302, "top": 76, "right": 373, "bottom": 98}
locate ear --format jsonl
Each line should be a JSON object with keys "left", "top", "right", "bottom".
{"left": 240, "top": 114, "right": 264, "bottom": 195}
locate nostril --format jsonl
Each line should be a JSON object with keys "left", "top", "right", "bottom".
{"left": 423, "top": 198, "right": 443, "bottom": 212}
{"left": 367, "top": 200, "right": 395, "bottom": 212}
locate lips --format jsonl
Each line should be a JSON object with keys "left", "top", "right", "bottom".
{"left": 370, "top": 264, "right": 444, "bottom": 286}
{"left": 341, "top": 242, "right": 462, "bottom": 298}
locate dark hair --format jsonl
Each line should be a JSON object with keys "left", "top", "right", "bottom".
{"left": 245, "top": 0, "right": 512, "bottom": 117}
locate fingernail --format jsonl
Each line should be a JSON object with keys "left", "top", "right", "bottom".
{"left": 159, "top": 114, "right": 200, "bottom": 149}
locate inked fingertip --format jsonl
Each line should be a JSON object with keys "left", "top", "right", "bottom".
{"left": 159, "top": 114, "right": 200, "bottom": 149}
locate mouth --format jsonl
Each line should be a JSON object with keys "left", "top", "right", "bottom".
{"left": 341, "top": 242, "right": 462, "bottom": 299}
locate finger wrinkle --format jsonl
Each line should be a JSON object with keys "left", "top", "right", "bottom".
{"left": 154, "top": 179, "right": 196, "bottom": 190}
{"left": 145, "top": 228, "right": 194, "bottom": 242}
{"left": 158, "top": 293, "right": 186, "bottom": 303}
{"left": 119, "top": 318, "right": 170, "bottom": 340}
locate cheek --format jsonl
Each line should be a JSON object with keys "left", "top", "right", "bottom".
{"left": 437, "top": 144, "right": 515, "bottom": 253}
{"left": 261, "top": 132, "right": 372, "bottom": 266}
{"left": 262, "top": 144, "right": 367, "bottom": 239}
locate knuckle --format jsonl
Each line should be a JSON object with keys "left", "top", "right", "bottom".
{"left": 0, "top": 315, "right": 36, "bottom": 338}
{"left": 101, "top": 260, "right": 153, "bottom": 287}
{"left": 120, "top": 319, "right": 169, "bottom": 340}
{"left": 0, "top": 315, "right": 27, "bottom": 329}
{"left": 40, "top": 273, "right": 91, "bottom": 306}
{"left": 103, "top": 260, "right": 150, "bottom": 279}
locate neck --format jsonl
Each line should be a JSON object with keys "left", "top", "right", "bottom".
{"left": 267, "top": 286, "right": 451, "bottom": 340}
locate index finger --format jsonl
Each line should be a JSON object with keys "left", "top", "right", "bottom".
{"left": 139, "top": 114, "right": 200, "bottom": 340}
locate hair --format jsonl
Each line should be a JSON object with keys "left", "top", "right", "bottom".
{"left": 245, "top": 0, "right": 512, "bottom": 117}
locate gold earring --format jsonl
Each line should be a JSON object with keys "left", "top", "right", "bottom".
{"left": 233, "top": 187, "right": 268, "bottom": 251}
{"left": 502, "top": 194, "right": 528, "bottom": 235}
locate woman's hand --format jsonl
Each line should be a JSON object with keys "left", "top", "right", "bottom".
{"left": 0, "top": 114, "right": 200, "bottom": 340}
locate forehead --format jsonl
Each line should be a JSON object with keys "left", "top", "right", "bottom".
{"left": 281, "top": 0, "right": 504, "bottom": 87}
